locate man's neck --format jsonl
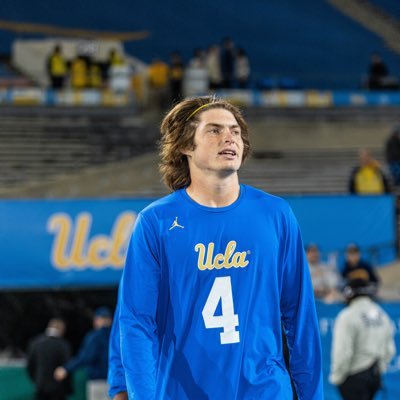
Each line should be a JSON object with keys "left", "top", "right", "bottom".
{"left": 45, "top": 327, "right": 61, "bottom": 337}
{"left": 186, "top": 175, "right": 240, "bottom": 207}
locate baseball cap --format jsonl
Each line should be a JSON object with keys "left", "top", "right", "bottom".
{"left": 343, "top": 278, "right": 377, "bottom": 299}
{"left": 94, "top": 306, "right": 112, "bottom": 318}
{"left": 346, "top": 243, "right": 360, "bottom": 252}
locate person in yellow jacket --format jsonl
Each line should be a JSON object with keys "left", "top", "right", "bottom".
{"left": 148, "top": 58, "right": 169, "bottom": 89}
{"left": 47, "top": 44, "right": 68, "bottom": 90}
{"left": 148, "top": 58, "right": 169, "bottom": 109}
{"left": 88, "top": 59, "right": 103, "bottom": 89}
{"left": 70, "top": 55, "right": 88, "bottom": 89}
{"left": 349, "top": 149, "right": 390, "bottom": 195}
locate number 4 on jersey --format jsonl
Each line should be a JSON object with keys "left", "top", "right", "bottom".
{"left": 202, "top": 276, "right": 240, "bottom": 344}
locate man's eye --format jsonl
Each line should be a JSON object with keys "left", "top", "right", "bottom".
{"left": 210, "top": 128, "right": 219, "bottom": 134}
{"left": 233, "top": 130, "right": 240, "bottom": 135}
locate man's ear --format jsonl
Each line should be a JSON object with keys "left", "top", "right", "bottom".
{"left": 181, "top": 148, "right": 192, "bottom": 157}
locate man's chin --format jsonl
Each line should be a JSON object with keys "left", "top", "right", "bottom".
{"left": 218, "top": 167, "right": 240, "bottom": 177}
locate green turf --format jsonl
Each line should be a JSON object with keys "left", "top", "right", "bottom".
{"left": 0, "top": 366, "right": 87, "bottom": 400}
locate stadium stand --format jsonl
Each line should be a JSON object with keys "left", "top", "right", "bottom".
{"left": 1, "top": 106, "right": 397, "bottom": 199}
{"left": 369, "top": 0, "right": 400, "bottom": 20}
{"left": 329, "top": 0, "right": 400, "bottom": 57}
{"left": 2, "top": 0, "right": 400, "bottom": 88}
{"left": 0, "top": 106, "right": 158, "bottom": 195}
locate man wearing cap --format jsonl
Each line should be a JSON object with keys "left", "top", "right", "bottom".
{"left": 329, "top": 279, "right": 395, "bottom": 399}
{"left": 341, "top": 243, "right": 379, "bottom": 287}
{"left": 54, "top": 307, "right": 113, "bottom": 400}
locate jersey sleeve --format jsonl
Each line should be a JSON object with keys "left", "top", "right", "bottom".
{"left": 279, "top": 207, "right": 324, "bottom": 399}
{"left": 64, "top": 332, "right": 97, "bottom": 372}
{"left": 119, "top": 212, "right": 161, "bottom": 400}
{"left": 108, "top": 297, "right": 127, "bottom": 398}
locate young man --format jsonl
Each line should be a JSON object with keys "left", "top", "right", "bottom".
{"left": 119, "top": 96, "right": 323, "bottom": 399}
{"left": 329, "top": 279, "right": 395, "bottom": 399}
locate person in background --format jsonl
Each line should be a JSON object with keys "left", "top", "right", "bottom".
{"left": 385, "top": 125, "right": 400, "bottom": 187}
{"left": 88, "top": 58, "right": 103, "bottom": 89}
{"left": 106, "top": 50, "right": 131, "bottom": 93}
{"left": 305, "top": 243, "right": 342, "bottom": 303}
{"left": 348, "top": 149, "right": 390, "bottom": 195}
{"left": 148, "top": 58, "right": 169, "bottom": 109}
{"left": 341, "top": 243, "right": 380, "bottom": 288}
{"left": 27, "top": 318, "right": 72, "bottom": 400}
{"left": 169, "top": 51, "right": 184, "bottom": 104}
{"left": 108, "top": 298, "right": 127, "bottom": 400}
{"left": 220, "top": 37, "right": 236, "bottom": 88}
{"left": 235, "top": 48, "right": 250, "bottom": 88}
{"left": 118, "top": 96, "right": 323, "bottom": 399}
{"left": 70, "top": 55, "right": 88, "bottom": 89}
{"left": 54, "top": 307, "right": 112, "bottom": 400}
{"left": 106, "top": 49, "right": 125, "bottom": 72}
{"left": 183, "top": 49, "right": 209, "bottom": 97}
{"left": 47, "top": 44, "right": 68, "bottom": 90}
{"left": 367, "top": 53, "right": 389, "bottom": 90}
{"left": 329, "top": 278, "right": 395, "bottom": 399}
{"left": 206, "top": 44, "right": 222, "bottom": 90}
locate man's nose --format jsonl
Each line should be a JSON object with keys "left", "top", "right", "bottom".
{"left": 222, "top": 128, "right": 235, "bottom": 142}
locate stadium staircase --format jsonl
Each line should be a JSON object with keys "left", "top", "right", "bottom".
{"left": 328, "top": 0, "right": 400, "bottom": 54}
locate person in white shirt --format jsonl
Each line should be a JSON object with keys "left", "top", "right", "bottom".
{"left": 329, "top": 278, "right": 396, "bottom": 399}
{"left": 306, "top": 243, "right": 342, "bottom": 303}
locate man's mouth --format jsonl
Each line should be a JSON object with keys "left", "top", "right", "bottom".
{"left": 219, "top": 150, "right": 237, "bottom": 156}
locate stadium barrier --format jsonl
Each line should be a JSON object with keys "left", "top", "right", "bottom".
{"left": 1, "top": 88, "right": 400, "bottom": 107}
{"left": 0, "top": 195, "right": 395, "bottom": 289}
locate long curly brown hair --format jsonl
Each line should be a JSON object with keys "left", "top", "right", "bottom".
{"left": 159, "top": 96, "right": 251, "bottom": 191}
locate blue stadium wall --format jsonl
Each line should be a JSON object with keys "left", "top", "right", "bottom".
{"left": 2, "top": 0, "right": 400, "bottom": 88}
{"left": 0, "top": 195, "right": 395, "bottom": 290}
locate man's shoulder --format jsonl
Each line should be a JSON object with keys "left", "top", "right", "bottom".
{"left": 241, "top": 186, "right": 297, "bottom": 227}
{"left": 140, "top": 191, "right": 180, "bottom": 216}
{"left": 336, "top": 306, "right": 355, "bottom": 325}
{"left": 29, "top": 333, "right": 46, "bottom": 347}
{"left": 30, "top": 334, "right": 69, "bottom": 349}
{"left": 243, "top": 185, "right": 290, "bottom": 210}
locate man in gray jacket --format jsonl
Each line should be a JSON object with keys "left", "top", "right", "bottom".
{"left": 329, "top": 278, "right": 396, "bottom": 399}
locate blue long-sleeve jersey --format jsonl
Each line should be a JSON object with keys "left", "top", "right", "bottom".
{"left": 119, "top": 185, "right": 323, "bottom": 399}
{"left": 108, "top": 294, "right": 127, "bottom": 398}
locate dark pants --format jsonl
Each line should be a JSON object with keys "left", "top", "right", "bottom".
{"left": 338, "top": 363, "right": 381, "bottom": 400}
{"left": 50, "top": 76, "right": 65, "bottom": 90}
{"left": 35, "top": 392, "right": 67, "bottom": 400}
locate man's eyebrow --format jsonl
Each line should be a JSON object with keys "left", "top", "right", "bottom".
{"left": 204, "top": 123, "right": 240, "bottom": 128}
